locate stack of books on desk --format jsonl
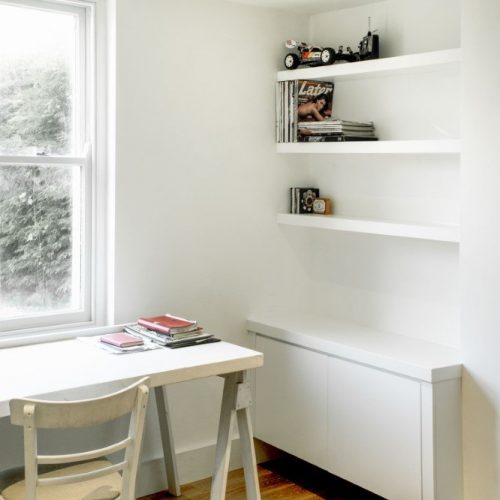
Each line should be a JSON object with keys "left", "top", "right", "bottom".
{"left": 298, "top": 119, "right": 377, "bottom": 142}
{"left": 125, "top": 314, "right": 219, "bottom": 348}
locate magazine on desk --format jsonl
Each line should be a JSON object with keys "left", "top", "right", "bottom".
{"left": 77, "top": 334, "right": 162, "bottom": 354}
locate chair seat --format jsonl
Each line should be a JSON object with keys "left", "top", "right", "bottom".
{"left": 0, "top": 460, "right": 121, "bottom": 500}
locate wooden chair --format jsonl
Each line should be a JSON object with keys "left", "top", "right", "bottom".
{"left": 0, "top": 377, "right": 150, "bottom": 500}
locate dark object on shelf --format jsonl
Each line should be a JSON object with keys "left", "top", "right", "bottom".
{"left": 283, "top": 19, "right": 379, "bottom": 70}
{"left": 333, "top": 30, "right": 379, "bottom": 63}
{"left": 358, "top": 28, "right": 379, "bottom": 61}
{"left": 298, "top": 135, "right": 378, "bottom": 142}
{"left": 290, "top": 187, "right": 320, "bottom": 214}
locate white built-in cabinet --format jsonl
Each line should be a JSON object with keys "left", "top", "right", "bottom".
{"left": 253, "top": 335, "right": 329, "bottom": 468}
{"left": 327, "top": 356, "right": 422, "bottom": 499}
{"left": 249, "top": 317, "right": 462, "bottom": 500}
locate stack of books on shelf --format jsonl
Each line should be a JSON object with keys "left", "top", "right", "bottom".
{"left": 125, "top": 314, "right": 219, "bottom": 349}
{"left": 298, "top": 119, "right": 377, "bottom": 142}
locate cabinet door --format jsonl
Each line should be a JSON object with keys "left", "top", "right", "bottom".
{"left": 328, "top": 357, "right": 421, "bottom": 500}
{"left": 255, "top": 336, "right": 328, "bottom": 469}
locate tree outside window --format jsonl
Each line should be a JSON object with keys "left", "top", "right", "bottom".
{"left": 0, "top": 2, "right": 86, "bottom": 322}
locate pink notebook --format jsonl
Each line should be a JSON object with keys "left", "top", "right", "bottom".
{"left": 138, "top": 314, "right": 197, "bottom": 335}
{"left": 100, "top": 332, "right": 144, "bottom": 348}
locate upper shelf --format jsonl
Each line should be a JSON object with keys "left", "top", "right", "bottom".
{"left": 277, "top": 48, "right": 461, "bottom": 82}
{"left": 277, "top": 140, "right": 460, "bottom": 155}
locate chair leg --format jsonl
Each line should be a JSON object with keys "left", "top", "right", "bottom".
{"left": 155, "top": 386, "right": 181, "bottom": 496}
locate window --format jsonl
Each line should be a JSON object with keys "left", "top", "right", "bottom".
{"left": 0, "top": 0, "right": 100, "bottom": 333}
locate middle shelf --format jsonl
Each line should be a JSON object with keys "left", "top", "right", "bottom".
{"left": 277, "top": 139, "right": 461, "bottom": 155}
{"left": 277, "top": 213, "right": 460, "bottom": 243}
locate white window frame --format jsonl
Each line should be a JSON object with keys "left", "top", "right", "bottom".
{"left": 0, "top": 0, "right": 110, "bottom": 337}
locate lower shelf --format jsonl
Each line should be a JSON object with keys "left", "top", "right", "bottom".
{"left": 277, "top": 213, "right": 460, "bottom": 243}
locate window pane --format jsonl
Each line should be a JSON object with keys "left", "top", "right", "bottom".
{"left": 0, "top": 4, "right": 78, "bottom": 155}
{"left": 0, "top": 164, "right": 82, "bottom": 318}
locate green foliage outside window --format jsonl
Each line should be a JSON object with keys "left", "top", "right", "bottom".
{"left": 0, "top": 58, "right": 74, "bottom": 313}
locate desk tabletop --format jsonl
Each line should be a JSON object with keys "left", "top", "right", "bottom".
{"left": 0, "top": 337, "right": 263, "bottom": 418}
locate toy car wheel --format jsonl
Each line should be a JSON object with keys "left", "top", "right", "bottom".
{"left": 320, "top": 48, "right": 335, "bottom": 65}
{"left": 284, "top": 53, "right": 300, "bottom": 69}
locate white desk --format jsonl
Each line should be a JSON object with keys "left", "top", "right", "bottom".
{"left": 0, "top": 337, "right": 263, "bottom": 499}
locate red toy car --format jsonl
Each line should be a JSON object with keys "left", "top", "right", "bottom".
{"left": 284, "top": 40, "right": 335, "bottom": 70}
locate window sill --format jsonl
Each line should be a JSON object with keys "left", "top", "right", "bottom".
{"left": 0, "top": 323, "right": 126, "bottom": 349}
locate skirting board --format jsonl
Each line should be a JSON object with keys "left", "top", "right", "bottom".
{"left": 136, "top": 438, "right": 283, "bottom": 497}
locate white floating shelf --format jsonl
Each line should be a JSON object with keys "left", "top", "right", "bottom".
{"left": 277, "top": 213, "right": 460, "bottom": 243}
{"left": 277, "top": 140, "right": 460, "bottom": 154}
{"left": 247, "top": 314, "right": 462, "bottom": 383}
{"left": 277, "top": 48, "right": 461, "bottom": 82}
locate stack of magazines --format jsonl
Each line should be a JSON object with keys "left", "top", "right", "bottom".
{"left": 276, "top": 79, "right": 335, "bottom": 143}
{"left": 298, "top": 119, "right": 377, "bottom": 142}
{"left": 125, "top": 314, "right": 219, "bottom": 348}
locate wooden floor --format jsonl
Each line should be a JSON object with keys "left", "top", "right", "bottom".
{"left": 139, "top": 455, "right": 384, "bottom": 499}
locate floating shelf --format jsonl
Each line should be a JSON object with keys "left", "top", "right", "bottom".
{"left": 277, "top": 48, "right": 461, "bottom": 82}
{"left": 277, "top": 140, "right": 460, "bottom": 155}
{"left": 277, "top": 213, "right": 460, "bottom": 243}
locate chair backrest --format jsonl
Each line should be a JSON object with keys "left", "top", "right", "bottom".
{"left": 9, "top": 377, "right": 150, "bottom": 500}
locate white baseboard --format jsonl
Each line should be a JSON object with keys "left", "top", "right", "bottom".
{"left": 136, "top": 438, "right": 283, "bottom": 497}
{"left": 136, "top": 439, "right": 242, "bottom": 497}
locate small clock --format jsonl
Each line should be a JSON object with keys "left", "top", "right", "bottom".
{"left": 313, "top": 197, "right": 332, "bottom": 215}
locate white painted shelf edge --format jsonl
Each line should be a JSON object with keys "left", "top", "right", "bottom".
{"left": 277, "top": 213, "right": 460, "bottom": 243}
{"left": 277, "top": 48, "right": 461, "bottom": 82}
{"left": 247, "top": 315, "right": 462, "bottom": 383}
{"left": 276, "top": 139, "right": 461, "bottom": 154}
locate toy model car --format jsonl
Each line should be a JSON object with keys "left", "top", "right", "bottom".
{"left": 283, "top": 27, "right": 379, "bottom": 70}
{"left": 284, "top": 40, "right": 335, "bottom": 70}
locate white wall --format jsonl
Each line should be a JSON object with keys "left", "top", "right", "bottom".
{"left": 113, "top": 0, "right": 310, "bottom": 490}
{"left": 310, "top": 0, "right": 460, "bottom": 57}
{"left": 300, "top": 0, "right": 461, "bottom": 347}
{"left": 461, "top": 0, "right": 500, "bottom": 497}
{"left": 114, "top": 0, "right": 310, "bottom": 335}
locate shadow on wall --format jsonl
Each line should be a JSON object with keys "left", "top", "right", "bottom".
{"left": 462, "top": 369, "right": 499, "bottom": 496}
{"left": 0, "top": 417, "right": 23, "bottom": 469}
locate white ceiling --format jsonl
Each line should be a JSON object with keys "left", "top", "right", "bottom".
{"left": 224, "top": 0, "right": 380, "bottom": 15}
